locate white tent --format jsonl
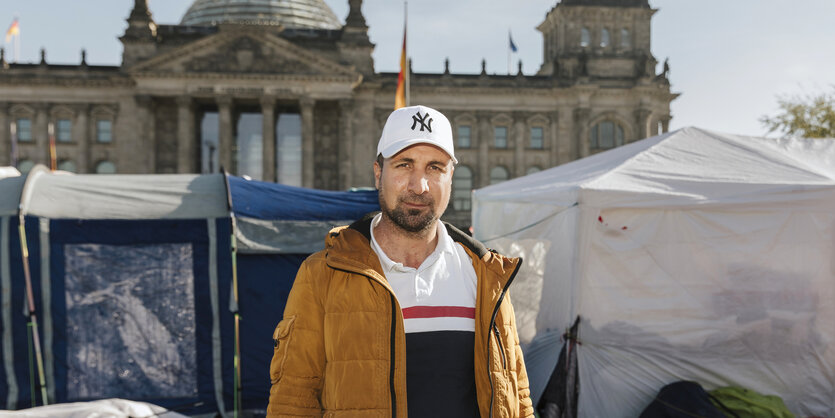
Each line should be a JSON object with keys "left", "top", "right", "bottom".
{"left": 472, "top": 127, "right": 835, "bottom": 417}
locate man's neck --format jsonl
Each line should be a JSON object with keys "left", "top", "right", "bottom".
{"left": 373, "top": 217, "right": 440, "bottom": 269}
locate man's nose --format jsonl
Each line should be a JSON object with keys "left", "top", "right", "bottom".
{"left": 408, "top": 172, "right": 429, "bottom": 194}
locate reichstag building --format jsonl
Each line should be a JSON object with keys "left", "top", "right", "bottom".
{"left": 0, "top": 0, "right": 677, "bottom": 227}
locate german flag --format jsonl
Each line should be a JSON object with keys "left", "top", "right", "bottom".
{"left": 5, "top": 19, "right": 19, "bottom": 43}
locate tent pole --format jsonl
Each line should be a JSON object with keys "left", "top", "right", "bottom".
{"left": 222, "top": 169, "right": 241, "bottom": 418}
{"left": 18, "top": 216, "right": 48, "bottom": 406}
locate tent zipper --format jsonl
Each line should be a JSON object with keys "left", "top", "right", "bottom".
{"left": 487, "top": 259, "right": 522, "bottom": 418}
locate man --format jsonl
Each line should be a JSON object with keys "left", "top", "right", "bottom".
{"left": 267, "top": 105, "right": 533, "bottom": 417}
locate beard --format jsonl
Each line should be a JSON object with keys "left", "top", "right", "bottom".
{"left": 379, "top": 185, "right": 438, "bottom": 234}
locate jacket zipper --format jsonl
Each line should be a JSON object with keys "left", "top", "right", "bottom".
{"left": 388, "top": 292, "right": 397, "bottom": 418}
{"left": 331, "top": 263, "right": 398, "bottom": 418}
{"left": 493, "top": 324, "right": 507, "bottom": 369}
{"left": 487, "top": 260, "right": 522, "bottom": 418}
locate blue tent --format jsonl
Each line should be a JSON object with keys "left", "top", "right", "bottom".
{"left": 0, "top": 166, "right": 378, "bottom": 415}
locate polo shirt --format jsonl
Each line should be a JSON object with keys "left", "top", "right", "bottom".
{"left": 370, "top": 214, "right": 479, "bottom": 417}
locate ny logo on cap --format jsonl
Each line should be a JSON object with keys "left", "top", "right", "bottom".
{"left": 411, "top": 111, "right": 433, "bottom": 133}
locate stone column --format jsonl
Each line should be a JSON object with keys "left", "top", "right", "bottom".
{"left": 0, "top": 103, "right": 8, "bottom": 166}
{"left": 476, "top": 112, "right": 491, "bottom": 188}
{"left": 33, "top": 104, "right": 50, "bottom": 166}
{"left": 260, "top": 96, "right": 276, "bottom": 182}
{"left": 74, "top": 105, "right": 90, "bottom": 173}
{"left": 176, "top": 96, "right": 196, "bottom": 174}
{"left": 573, "top": 108, "right": 591, "bottom": 158}
{"left": 338, "top": 99, "right": 354, "bottom": 190}
{"left": 634, "top": 108, "right": 652, "bottom": 141}
{"left": 135, "top": 95, "right": 156, "bottom": 173}
{"left": 549, "top": 111, "right": 560, "bottom": 166}
{"left": 513, "top": 112, "right": 526, "bottom": 177}
{"left": 217, "top": 96, "right": 234, "bottom": 174}
{"left": 300, "top": 97, "right": 315, "bottom": 189}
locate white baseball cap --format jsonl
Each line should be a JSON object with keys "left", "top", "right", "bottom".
{"left": 377, "top": 105, "right": 457, "bottom": 164}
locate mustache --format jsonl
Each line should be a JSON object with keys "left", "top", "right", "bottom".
{"left": 398, "top": 193, "right": 433, "bottom": 205}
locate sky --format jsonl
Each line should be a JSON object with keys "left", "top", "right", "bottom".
{"left": 2, "top": 0, "right": 834, "bottom": 137}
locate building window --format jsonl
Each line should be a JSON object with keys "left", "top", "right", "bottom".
{"left": 590, "top": 121, "right": 625, "bottom": 150}
{"left": 96, "top": 120, "right": 112, "bottom": 143}
{"left": 493, "top": 126, "right": 508, "bottom": 148}
{"left": 457, "top": 125, "right": 471, "bottom": 148}
{"left": 452, "top": 165, "right": 473, "bottom": 211}
{"left": 580, "top": 27, "right": 590, "bottom": 48}
{"left": 15, "top": 118, "right": 33, "bottom": 142}
{"left": 96, "top": 161, "right": 117, "bottom": 174}
{"left": 620, "top": 29, "right": 631, "bottom": 48}
{"left": 56, "top": 119, "right": 72, "bottom": 143}
{"left": 17, "top": 159, "right": 34, "bottom": 174}
{"left": 530, "top": 127, "right": 544, "bottom": 149}
{"left": 58, "top": 160, "right": 77, "bottom": 173}
{"left": 600, "top": 29, "right": 610, "bottom": 47}
{"left": 490, "top": 166, "right": 509, "bottom": 185}
{"left": 527, "top": 166, "right": 541, "bottom": 175}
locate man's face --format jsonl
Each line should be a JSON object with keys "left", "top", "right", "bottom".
{"left": 374, "top": 144, "right": 454, "bottom": 234}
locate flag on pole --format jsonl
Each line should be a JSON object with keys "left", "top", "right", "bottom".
{"left": 5, "top": 18, "right": 19, "bottom": 43}
{"left": 394, "top": 3, "right": 408, "bottom": 110}
{"left": 509, "top": 31, "right": 518, "bottom": 53}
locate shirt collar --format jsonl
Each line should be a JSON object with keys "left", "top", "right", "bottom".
{"left": 370, "top": 213, "right": 455, "bottom": 273}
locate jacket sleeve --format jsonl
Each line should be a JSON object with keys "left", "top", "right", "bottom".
{"left": 266, "top": 259, "right": 326, "bottom": 417}
{"left": 507, "top": 295, "right": 535, "bottom": 417}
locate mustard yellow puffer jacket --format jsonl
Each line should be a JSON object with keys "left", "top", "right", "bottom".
{"left": 267, "top": 217, "right": 534, "bottom": 418}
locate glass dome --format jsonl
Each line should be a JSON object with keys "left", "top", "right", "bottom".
{"left": 180, "top": 0, "right": 342, "bottom": 29}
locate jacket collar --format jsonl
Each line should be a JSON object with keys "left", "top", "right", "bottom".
{"left": 348, "top": 211, "right": 489, "bottom": 260}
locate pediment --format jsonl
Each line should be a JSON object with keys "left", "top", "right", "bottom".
{"left": 129, "top": 29, "right": 357, "bottom": 78}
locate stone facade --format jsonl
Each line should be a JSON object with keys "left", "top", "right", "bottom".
{"left": 0, "top": 0, "right": 677, "bottom": 229}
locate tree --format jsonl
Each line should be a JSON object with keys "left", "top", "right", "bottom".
{"left": 760, "top": 90, "right": 835, "bottom": 138}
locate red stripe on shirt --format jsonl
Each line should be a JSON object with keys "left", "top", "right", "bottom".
{"left": 402, "top": 306, "right": 476, "bottom": 319}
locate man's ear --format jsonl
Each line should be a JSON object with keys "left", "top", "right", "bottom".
{"left": 373, "top": 161, "right": 382, "bottom": 190}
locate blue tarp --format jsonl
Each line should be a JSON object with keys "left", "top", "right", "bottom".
{"left": 0, "top": 170, "right": 379, "bottom": 414}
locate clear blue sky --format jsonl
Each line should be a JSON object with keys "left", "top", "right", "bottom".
{"left": 3, "top": 0, "right": 834, "bottom": 137}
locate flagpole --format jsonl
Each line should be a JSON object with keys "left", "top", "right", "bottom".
{"left": 404, "top": 1, "right": 410, "bottom": 107}
{"left": 507, "top": 29, "right": 511, "bottom": 75}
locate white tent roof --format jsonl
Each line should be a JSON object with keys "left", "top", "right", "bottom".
{"left": 473, "top": 127, "right": 835, "bottom": 417}
{"left": 10, "top": 165, "right": 229, "bottom": 220}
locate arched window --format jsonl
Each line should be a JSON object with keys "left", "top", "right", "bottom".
{"left": 580, "top": 27, "right": 590, "bottom": 48}
{"left": 620, "top": 29, "right": 631, "bottom": 48}
{"left": 490, "top": 166, "right": 509, "bottom": 185}
{"left": 17, "top": 159, "right": 34, "bottom": 174}
{"left": 452, "top": 165, "right": 473, "bottom": 211}
{"left": 600, "top": 29, "right": 610, "bottom": 47}
{"left": 96, "top": 161, "right": 117, "bottom": 174}
{"left": 57, "top": 160, "right": 77, "bottom": 173}
{"left": 526, "top": 166, "right": 541, "bottom": 175}
{"left": 590, "top": 121, "right": 625, "bottom": 150}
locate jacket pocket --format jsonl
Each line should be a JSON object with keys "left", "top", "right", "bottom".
{"left": 270, "top": 315, "right": 297, "bottom": 384}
